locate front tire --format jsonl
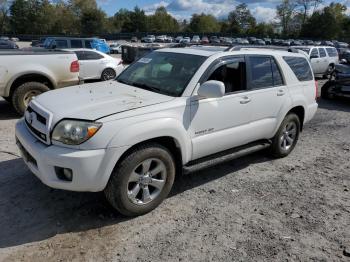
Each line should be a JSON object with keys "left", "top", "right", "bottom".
{"left": 270, "top": 113, "right": 300, "bottom": 158}
{"left": 12, "top": 82, "right": 49, "bottom": 115}
{"left": 104, "top": 143, "right": 176, "bottom": 216}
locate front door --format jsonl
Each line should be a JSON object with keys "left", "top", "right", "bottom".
{"left": 189, "top": 56, "right": 255, "bottom": 160}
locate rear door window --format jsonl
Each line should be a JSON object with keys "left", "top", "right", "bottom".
{"left": 54, "top": 40, "right": 68, "bottom": 48}
{"left": 84, "top": 40, "right": 92, "bottom": 49}
{"left": 283, "top": 56, "right": 313, "bottom": 81}
{"left": 271, "top": 58, "right": 284, "bottom": 86}
{"left": 248, "top": 56, "right": 273, "bottom": 89}
{"left": 83, "top": 51, "right": 104, "bottom": 60}
{"left": 71, "top": 40, "right": 83, "bottom": 48}
{"left": 75, "top": 51, "right": 85, "bottom": 60}
{"left": 319, "top": 48, "right": 327, "bottom": 58}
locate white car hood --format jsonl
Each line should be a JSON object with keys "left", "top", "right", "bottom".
{"left": 33, "top": 81, "right": 174, "bottom": 123}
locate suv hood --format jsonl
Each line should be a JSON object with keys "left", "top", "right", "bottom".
{"left": 34, "top": 81, "right": 174, "bottom": 123}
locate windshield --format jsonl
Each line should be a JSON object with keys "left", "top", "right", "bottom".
{"left": 116, "top": 52, "right": 207, "bottom": 97}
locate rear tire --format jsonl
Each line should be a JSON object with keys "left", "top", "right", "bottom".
{"left": 101, "top": 68, "right": 116, "bottom": 81}
{"left": 270, "top": 113, "right": 300, "bottom": 158}
{"left": 104, "top": 143, "right": 176, "bottom": 217}
{"left": 12, "top": 82, "right": 49, "bottom": 115}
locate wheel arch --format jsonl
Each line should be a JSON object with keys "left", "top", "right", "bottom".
{"left": 287, "top": 106, "right": 305, "bottom": 131}
{"left": 8, "top": 73, "right": 55, "bottom": 97}
{"left": 115, "top": 136, "right": 183, "bottom": 175}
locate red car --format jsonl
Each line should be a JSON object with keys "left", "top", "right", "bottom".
{"left": 201, "top": 36, "right": 209, "bottom": 44}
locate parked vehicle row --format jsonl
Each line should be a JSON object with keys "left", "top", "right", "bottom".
{"left": 132, "top": 35, "right": 349, "bottom": 48}
{"left": 0, "top": 39, "right": 19, "bottom": 49}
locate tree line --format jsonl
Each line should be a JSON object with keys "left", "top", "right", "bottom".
{"left": 0, "top": 0, "right": 349, "bottom": 40}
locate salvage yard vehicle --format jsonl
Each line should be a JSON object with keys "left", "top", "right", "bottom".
{"left": 68, "top": 49, "right": 124, "bottom": 81}
{"left": 44, "top": 37, "right": 110, "bottom": 54}
{"left": 0, "top": 49, "right": 79, "bottom": 114}
{"left": 294, "top": 46, "right": 339, "bottom": 77}
{"left": 321, "top": 59, "right": 350, "bottom": 99}
{"left": 0, "top": 39, "right": 19, "bottom": 49}
{"left": 15, "top": 47, "right": 318, "bottom": 216}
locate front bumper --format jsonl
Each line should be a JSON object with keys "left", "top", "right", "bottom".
{"left": 15, "top": 119, "right": 127, "bottom": 192}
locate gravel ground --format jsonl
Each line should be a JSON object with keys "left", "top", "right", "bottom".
{"left": 0, "top": 80, "right": 349, "bottom": 262}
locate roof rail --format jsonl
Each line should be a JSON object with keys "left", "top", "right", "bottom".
{"left": 225, "top": 45, "right": 300, "bottom": 53}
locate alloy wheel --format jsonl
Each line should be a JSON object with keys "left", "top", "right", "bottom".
{"left": 280, "top": 121, "right": 297, "bottom": 151}
{"left": 127, "top": 158, "right": 167, "bottom": 205}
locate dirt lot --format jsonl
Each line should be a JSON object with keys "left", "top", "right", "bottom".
{"left": 0, "top": 81, "right": 349, "bottom": 262}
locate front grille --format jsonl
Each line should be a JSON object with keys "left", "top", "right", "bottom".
{"left": 25, "top": 119, "right": 47, "bottom": 141}
{"left": 27, "top": 106, "right": 46, "bottom": 125}
{"left": 24, "top": 103, "right": 51, "bottom": 144}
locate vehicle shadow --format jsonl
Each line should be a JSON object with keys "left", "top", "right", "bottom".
{"left": 0, "top": 151, "right": 270, "bottom": 248}
{"left": 318, "top": 97, "right": 350, "bottom": 113}
{"left": 0, "top": 100, "right": 20, "bottom": 120}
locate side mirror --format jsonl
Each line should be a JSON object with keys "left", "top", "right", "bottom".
{"left": 341, "top": 59, "right": 347, "bottom": 64}
{"left": 310, "top": 55, "right": 318, "bottom": 59}
{"left": 197, "top": 80, "right": 225, "bottom": 98}
{"left": 52, "top": 44, "right": 57, "bottom": 49}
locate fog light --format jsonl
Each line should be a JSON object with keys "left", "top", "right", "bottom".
{"left": 55, "top": 167, "right": 73, "bottom": 182}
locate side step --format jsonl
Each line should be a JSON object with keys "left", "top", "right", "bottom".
{"left": 183, "top": 141, "right": 271, "bottom": 174}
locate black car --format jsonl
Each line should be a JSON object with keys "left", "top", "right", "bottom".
{"left": 0, "top": 40, "right": 18, "bottom": 49}
{"left": 321, "top": 61, "right": 350, "bottom": 99}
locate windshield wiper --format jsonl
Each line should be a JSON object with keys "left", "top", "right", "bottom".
{"left": 131, "top": 82, "right": 162, "bottom": 93}
{"left": 117, "top": 79, "right": 131, "bottom": 85}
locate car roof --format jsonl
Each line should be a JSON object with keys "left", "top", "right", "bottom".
{"left": 293, "top": 45, "right": 336, "bottom": 48}
{"left": 157, "top": 46, "right": 308, "bottom": 58}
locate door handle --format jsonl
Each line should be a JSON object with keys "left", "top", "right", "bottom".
{"left": 240, "top": 96, "right": 251, "bottom": 104}
{"left": 277, "top": 90, "right": 286, "bottom": 96}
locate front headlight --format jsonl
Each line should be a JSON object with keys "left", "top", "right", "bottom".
{"left": 52, "top": 120, "right": 102, "bottom": 145}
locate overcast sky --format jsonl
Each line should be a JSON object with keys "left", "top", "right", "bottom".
{"left": 96, "top": 0, "right": 349, "bottom": 23}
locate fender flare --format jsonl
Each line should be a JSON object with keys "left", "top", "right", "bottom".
{"left": 107, "top": 118, "right": 192, "bottom": 164}
{"left": 5, "top": 70, "right": 57, "bottom": 97}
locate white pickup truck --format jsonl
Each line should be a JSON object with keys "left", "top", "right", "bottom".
{"left": 0, "top": 50, "right": 80, "bottom": 114}
{"left": 15, "top": 47, "right": 318, "bottom": 216}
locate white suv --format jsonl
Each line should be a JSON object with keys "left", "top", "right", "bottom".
{"left": 293, "top": 46, "right": 339, "bottom": 77}
{"left": 15, "top": 47, "right": 318, "bottom": 216}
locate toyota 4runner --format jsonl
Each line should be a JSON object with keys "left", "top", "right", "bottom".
{"left": 15, "top": 47, "right": 318, "bottom": 216}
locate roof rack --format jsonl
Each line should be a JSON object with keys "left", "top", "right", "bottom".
{"left": 225, "top": 45, "right": 300, "bottom": 53}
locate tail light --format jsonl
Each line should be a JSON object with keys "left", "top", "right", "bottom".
{"left": 315, "top": 80, "right": 319, "bottom": 99}
{"left": 70, "top": 60, "right": 79, "bottom": 73}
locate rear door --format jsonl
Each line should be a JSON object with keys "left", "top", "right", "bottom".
{"left": 309, "top": 48, "right": 322, "bottom": 74}
{"left": 246, "top": 55, "right": 291, "bottom": 140}
{"left": 77, "top": 51, "right": 104, "bottom": 80}
{"left": 318, "top": 47, "right": 329, "bottom": 73}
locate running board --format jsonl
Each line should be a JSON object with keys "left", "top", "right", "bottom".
{"left": 183, "top": 141, "right": 271, "bottom": 174}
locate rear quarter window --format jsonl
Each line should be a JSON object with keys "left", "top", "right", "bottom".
{"left": 283, "top": 56, "right": 313, "bottom": 81}
{"left": 326, "top": 48, "right": 338, "bottom": 57}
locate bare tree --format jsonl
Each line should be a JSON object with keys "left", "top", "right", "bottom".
{"left": 0, "top": 0, "right": 10, "bottom": 34}
{"left": 297, "top": 0, "right": 323, "bottom": 25}
{"left": 276, "top": 0, "right": 298, "bottom": 36}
